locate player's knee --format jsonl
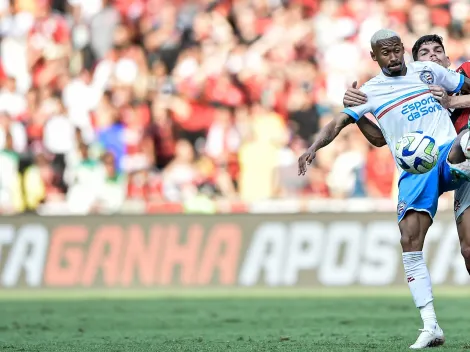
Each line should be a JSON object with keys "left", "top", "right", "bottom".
{"left": 399, "top": 211, "right": 429, "bottom": 252}
{"left": 457, "top": 210, "right": 470, "bottom": 269}
{"left": 399, "top": 222, "right": 421, "bottom": 251}
{"left": 449, "top": 130, "right": 470, "bottom": 164}
{"left": 461, "top": 243, "right": 470, "bottom": 264}
{"left": 461, "top": 244, "right": 470, "bottom": 275}
{"left": 400, "top": 231, "right": 422, "bottom": 252}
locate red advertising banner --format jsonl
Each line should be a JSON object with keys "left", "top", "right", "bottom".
{"left": 0, "top": 211, "right": 466, "bottom": 288}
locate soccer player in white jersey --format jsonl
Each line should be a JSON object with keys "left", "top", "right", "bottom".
{"left": 297, "top": 29, "right": 470, "bottom": 349}
{"left": 344, "top": 34, "right": 470, "bottom": 281}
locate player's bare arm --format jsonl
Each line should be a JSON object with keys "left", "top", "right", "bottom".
{"left": 447, "top": 95, "right": 470, "bottom": 109}
{"left": 342, "top": 82, "right": 386, "bottom": 147}
{"left": 298, "top": 112, "right": 354, "bottom": 176}
{"left": 430, "top": 84, "right": 470, "bottom": 109}
{"left": 356, "top": 118, "right": 387, "bottom": 147}
{"left": 432, "top": 76, "right": 470, "bottom": 107}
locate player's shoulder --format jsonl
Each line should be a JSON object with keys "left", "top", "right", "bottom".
{"left": 409, "top": 61, "right": 426, "bottom": 69}
{"left": 360, "top": 74, "right": 386, "bottom": 93}
{"left": 409, "top": 61, "right": 459, "bottom": 85}
{"left": 408, "top": 61, "right": 440, "bottom": 73}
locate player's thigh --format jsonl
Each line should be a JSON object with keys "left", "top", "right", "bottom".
{"left": 399, "top": 210, "right": 432, "bottom": 251}
{"left": 397, "top": 171, "right": 438, "bottom": 224}
{"left": 448, "top": 129, "right": 468, "bottom": 164}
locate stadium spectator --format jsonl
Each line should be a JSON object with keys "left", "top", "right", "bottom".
{"left": 0, "top": 0, "right": 468, "bottom": 214}
{"left": 0, "top": 131, "right": 23, "bottom": 213}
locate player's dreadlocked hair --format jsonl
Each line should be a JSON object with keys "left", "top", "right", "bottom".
{"left": 412, "top": 35, "right": 446, "bottom": 61}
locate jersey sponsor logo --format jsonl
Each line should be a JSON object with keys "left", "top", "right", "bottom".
{"left": 401, "top": 96, "right": 442, "bottom": 121}
{"left": 454, "top": 199, "right": 461, "bottom": 213}
{"left": 419, "top": 70, "right": 435, "bottom": 84}
{"left": 397, "top": 200, "right": 407, "bottom": 217}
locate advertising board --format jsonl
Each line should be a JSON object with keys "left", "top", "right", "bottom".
{"left": 0, "top": 212, "right": 466, "bottom": 288}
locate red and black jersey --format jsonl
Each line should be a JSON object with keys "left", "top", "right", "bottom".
{"left": 450, "top": 62, "right": 470, "bottom": 133}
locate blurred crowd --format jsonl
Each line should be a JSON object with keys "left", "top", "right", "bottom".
{"left": 0, "top": 0, "right": 468, "bottom": 214}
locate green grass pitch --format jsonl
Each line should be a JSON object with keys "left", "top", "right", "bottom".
{"left": 0, "top": 287, "right": 470, "bottom": 351}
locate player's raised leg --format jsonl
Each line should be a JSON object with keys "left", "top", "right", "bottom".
{"left": 464, "top": 118, "right": 470, "bottom": 158}
{"left": 457, "top": 210, "right": 470, "bottom": 275}
{"left": 454, "top": 184, "right": 470, "bottom": 275}
{"left": 445, "top": 131, "right": 470, "bottom": 275}
{"left": 448, "top": 129, "right": 469, "bottom": 165}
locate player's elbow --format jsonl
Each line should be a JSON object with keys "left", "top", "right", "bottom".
{"left": 362, "top": 133, "right": 386, "bottom": 147}
{"left": 374, "top": 138, "right": 387, "bottom": 148}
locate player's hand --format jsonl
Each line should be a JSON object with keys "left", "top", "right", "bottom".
{"left": 429, "top": 85, "right": 451, "bottom": 109}
{"left": 298, "top": 147, "right": 316, "bottom": 176}
{"left": 343, "top": 81, "right": 368, "bottom": 107}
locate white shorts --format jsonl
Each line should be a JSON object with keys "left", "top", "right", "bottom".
{"left": 454, "top": 182, "right": 470, "bottom": 220}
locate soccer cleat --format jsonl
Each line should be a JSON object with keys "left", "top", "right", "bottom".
{"left": 449, "top": 160, "right": 470, "bottom": 181}
{"left": 409, "top": 325, "right": 445, "bottom": 349}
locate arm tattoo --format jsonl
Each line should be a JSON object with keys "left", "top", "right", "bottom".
{"left": 356, "top": 118, "right": 386, "bottom": 147}
{"left": 311, "top": 114, "right": 354, "bottom": 152}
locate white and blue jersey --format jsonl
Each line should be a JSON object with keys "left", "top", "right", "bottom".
{"left": 342, "top": 61, "right": 466, "bottom": 222}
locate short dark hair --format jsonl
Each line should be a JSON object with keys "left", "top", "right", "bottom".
{"left": 412, "top": 35, "right": 445, "bottom": 61}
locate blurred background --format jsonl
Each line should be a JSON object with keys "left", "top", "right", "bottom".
{"left": 0, "top": 2, "right": 469, "bottom": 348}
{"left": 0, "top": 0, "right": 468, "bottom": 215}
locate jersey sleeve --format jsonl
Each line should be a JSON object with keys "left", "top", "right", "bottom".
{"left": 428, "top": 61, "right": 464, "bottom": 94}
{"left": 342, "top": 87, "right": 373, "bottom": 121}
{"left": 457, "top": 62, "right": 470, "bottom": 78}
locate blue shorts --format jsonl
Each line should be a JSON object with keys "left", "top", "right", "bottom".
{"left": 397, "top": 139, "right": 465, "bottom": 222}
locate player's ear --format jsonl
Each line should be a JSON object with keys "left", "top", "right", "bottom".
{"left": 370, "top": 51, "right": 377, "bottom": 62}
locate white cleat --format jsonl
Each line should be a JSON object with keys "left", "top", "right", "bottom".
{"left": 409, "top": 325, "right": 445, "bottom": 349}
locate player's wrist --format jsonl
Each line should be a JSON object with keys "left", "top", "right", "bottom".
{"left": 308, "top": 144, "right": 317, "bottom": 153}
{"left": 443, "top": 95, "right": 456, "bottom": 109}
{"left": 448, "top": 96, "right": 458, "bottom": 109}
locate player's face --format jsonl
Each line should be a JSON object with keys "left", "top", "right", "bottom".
{"left": 371, "top": 37, "right": 406, "bottom": 76}
{"left": 415, "top": 42, "right": 450, "bottom": 68}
